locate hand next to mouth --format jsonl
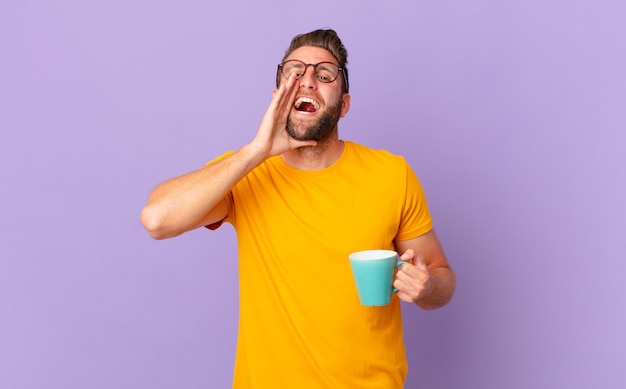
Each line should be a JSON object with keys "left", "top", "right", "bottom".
{"left": 248, "top": 74, "right": 319, "bottom": 160}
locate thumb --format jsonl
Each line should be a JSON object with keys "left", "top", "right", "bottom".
{"left": 399, "top": 249, "right": 415, "bottom": 264}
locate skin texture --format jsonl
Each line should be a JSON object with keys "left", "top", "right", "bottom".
{"left": 141, "top": 46, "right": 455, "bottom": 309}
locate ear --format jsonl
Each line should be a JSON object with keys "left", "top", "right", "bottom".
{"left": 340, "top": 93, "right": 351, "bottom": 118}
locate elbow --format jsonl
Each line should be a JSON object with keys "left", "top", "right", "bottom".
{"left": 140, "top": 205, "right": 176, "bottom": 240}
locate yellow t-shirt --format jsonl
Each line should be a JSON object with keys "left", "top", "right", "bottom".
{"left": 210, "top": 141, "right": 432, "bottom": 388}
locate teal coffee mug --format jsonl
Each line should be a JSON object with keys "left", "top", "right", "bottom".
{"left": 348, "top": 250, "right": 403, "bottom": 306}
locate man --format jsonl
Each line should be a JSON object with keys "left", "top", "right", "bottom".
{"left": 141, "top": 29, "right": 455, "bottom": 388}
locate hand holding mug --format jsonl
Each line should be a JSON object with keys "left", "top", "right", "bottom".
{"left": 393, "top": 249, "right": 432, "bottom": 304}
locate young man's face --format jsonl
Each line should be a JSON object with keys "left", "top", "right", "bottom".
{"left": 280, "top": 46, "right": 351, "bottom": 142}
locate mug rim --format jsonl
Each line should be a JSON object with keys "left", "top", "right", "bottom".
{"left": 348, "top": 249, "right": 398, "bottom": 261}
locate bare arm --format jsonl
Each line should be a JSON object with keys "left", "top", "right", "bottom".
{"left": 394, "top": 230, "right": 456, "bottom": 309}
{"left": 141, "top": 74, "right": 315, "bottom": 239}
{"left": 140, "top": 147, "right": 261, "bottom": 239}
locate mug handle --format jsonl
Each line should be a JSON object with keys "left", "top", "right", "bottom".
{"left": 392, "top": 260, "right": 407, "bottom": 293}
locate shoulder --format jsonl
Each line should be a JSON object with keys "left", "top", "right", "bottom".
{"left": 344, "top": 141, "right": 408, "bottom": 170}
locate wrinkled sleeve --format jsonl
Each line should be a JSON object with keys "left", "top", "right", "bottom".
{"left": 204, "top": 151, "right": 235, "bottom": 231}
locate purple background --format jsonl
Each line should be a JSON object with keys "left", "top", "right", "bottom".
{"left": 2, "top": 1, "right": 625, "bottom": 388}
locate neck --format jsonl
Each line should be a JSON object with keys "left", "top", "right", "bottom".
{"left": 281, "top": 136, "right": 344, "bottom": 171}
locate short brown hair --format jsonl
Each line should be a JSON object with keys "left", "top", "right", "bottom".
{"left": 276, "top": 29, "right": 349, "bottom": 93}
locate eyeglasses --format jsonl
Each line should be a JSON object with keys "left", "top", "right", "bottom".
{"left": 277, "top": 59, "right": 349, "bottom": 92}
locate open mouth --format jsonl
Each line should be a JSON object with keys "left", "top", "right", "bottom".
{"left": 294, "top": 97, "right": 320, "bottom": 113}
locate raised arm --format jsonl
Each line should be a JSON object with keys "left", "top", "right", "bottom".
{"left": 141, "top": 74, "right": 315, "bottom": 239}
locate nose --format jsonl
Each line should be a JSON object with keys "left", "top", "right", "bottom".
{"left": 298, "top": 64, "right": 317, "bottom": 89}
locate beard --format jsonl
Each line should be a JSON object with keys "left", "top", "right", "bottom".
{"left": 286, "top": 100, "right": 343, "bottom": 142}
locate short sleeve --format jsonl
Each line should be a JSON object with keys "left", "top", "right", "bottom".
{"left": 395, "top": 161, "right": 433, "bottom": 241}
{"left": 203, "top": 151, "right": 236, "bottom": 230}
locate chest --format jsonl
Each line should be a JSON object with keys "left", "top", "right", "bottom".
{"left": 233, "top": 171, "right": 403, "bottom": 253}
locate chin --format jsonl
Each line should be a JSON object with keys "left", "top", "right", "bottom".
{"left": 287, "top": 124, "right": 334, "bottom": 142}
{"left": 287, "top": 107, "right": 341, "bottom": 142}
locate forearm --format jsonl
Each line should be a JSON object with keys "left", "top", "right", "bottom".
{"left": 141, "top": 74, "right": 313, "bottom": 239}
{"left": 415, "top": 266, "right": 456, "bottom": 310}
{"left": 141, "top": 143, "right": 265, "bottom": 239}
